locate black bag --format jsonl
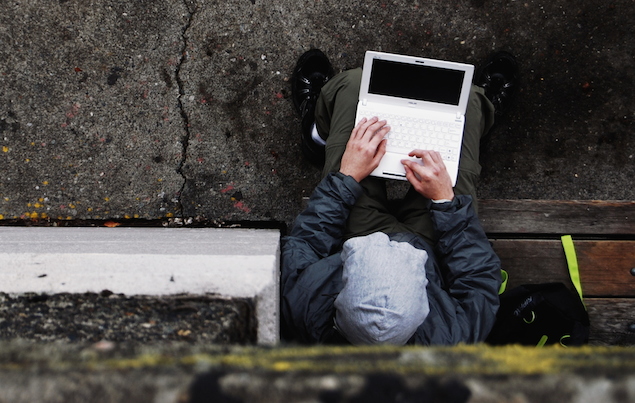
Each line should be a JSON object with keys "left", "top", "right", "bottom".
{"left": 485, "top": 282, "right": 590, "bottom": 346}
{"left": 486, "top": 235, "right": 590, "bottom": 347}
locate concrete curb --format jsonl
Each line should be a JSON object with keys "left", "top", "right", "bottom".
{"left": 0, "top": 227, "right": 280, "bottom": 344}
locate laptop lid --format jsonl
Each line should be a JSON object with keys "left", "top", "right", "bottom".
{"left": 358, "top": 51, "right": 474, "bottom": 117}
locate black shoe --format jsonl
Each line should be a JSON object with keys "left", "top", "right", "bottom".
{"left": 292, "top": 49, "right": 334, "bottom": 166}
{"left": 474, "top": 51, "right": 518, "bottom": 115}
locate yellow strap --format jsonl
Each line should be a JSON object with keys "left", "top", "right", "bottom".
{"left": 499, "top": 269, "right": 508, "bottom": 295}
{"left": 561, "top": 235, "right": 585, "bottom": 304}
{"left": 559, "top": 335, "right": 571, "bottom": 347}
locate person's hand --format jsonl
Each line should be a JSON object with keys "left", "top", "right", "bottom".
{"left": 339, "top": 117, "right": 389, "bottom": 182}
{"left": 401, "top": 150, "right": 455, "bottom": 201}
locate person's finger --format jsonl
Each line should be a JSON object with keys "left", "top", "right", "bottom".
{"left": 354, "top": 117, "right": 368, "bottom": 129}
{"left": 403, "top": 163, "right": 422, "bottom": 186}
{"left": 427, "top": 150, "right": 444, "bottom": 165}
{"left": 351, "top": 117, "right": 370, "bottom": 140}
{"left": 403, "top": 151, "right": 429, "bottom": 173}
{"left": 418, "top": 150, "right": 438, "bottom": 166}
{"left": 408, "top": 149, "right": 425, "bottom": 159}
{"left": 373, "top": 138, "right": 388, "bottom": 163}
{"left": 403, "top": 163, "right": 413, "bottom": 181}
{"left": 369, "top": 124, "right": 390, "bottom": 144}
{"left": 353, "top": 116, "right": 380, "bottom": 140}
{"left": 408, "top": 149, "right": 441, "bottom": 162}
{"left": 402, "top": 158, "right": 428, "bottom": 178}
{"left": 357, "top": 116, "right": 380, "bottom": 139}
{"left": 363, "top": 118, "right": 387, "bottom": 140}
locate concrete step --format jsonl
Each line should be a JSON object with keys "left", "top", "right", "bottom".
{"left": 0, "top": 227, "right": 280, "bottom": 345}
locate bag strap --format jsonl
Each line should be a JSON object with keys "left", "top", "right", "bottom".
{"left": 561, "top": 235, "right": 585, "bottom": 306}
{"left": 497, "top": 235, "right": 582, "bottom": 300}
{"left": 498, "top": 269, "right": 508, "bottom": 295}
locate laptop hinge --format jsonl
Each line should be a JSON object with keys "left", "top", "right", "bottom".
{"left": 362, "top": 98, "right": 368, "bottom": 106}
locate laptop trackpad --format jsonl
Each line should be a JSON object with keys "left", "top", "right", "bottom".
{"left": 370, "top": 153, "right": 421, "bottom": 181}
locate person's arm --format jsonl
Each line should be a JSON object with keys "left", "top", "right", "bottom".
{"left": 283, "top": 116, "right": 389, "bottom": 266}
{"left": 280, "top": 172, "right": 362, "bottom": 343}
{"left": 280, "top": 117, "right": 389, "bottom": 343}
{"left": 402, "top": 150, "right": 501, "bottom": 344}
{"left": 283, "top": 172, "right": 362, "bottom": 267}
{"left": 427, "top": 196, "right": 502, "bottom": 344}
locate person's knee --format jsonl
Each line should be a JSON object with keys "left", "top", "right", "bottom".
{"left": 467, "top": 84, "right": 495, "bottom": 137}
{"left": 323, "top": 68, "right": 362, "bottom": 100}
{"left": 341, "top": 68, "right": 363, "bottom": 94}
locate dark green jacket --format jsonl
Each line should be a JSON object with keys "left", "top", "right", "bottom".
{"left": 281, "top": 172, "right": 502, "bottom": 345}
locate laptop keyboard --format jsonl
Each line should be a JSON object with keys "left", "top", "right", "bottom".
{"left": 361, "top": 112, "right": 463, "bottom": 162}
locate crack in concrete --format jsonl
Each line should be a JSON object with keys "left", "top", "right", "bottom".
{"left": 174, "top": 1, "right": 198, "bottom": 218}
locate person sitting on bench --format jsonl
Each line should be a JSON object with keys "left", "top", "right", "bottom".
{"left": 281, "top": 49, "right": 518, "bottom": 345}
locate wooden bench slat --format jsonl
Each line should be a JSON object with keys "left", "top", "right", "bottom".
{"left": 475, "top": 199, "right": 635, "bottom": 345}
{"left": 479, "top": 200, "right": 635, "bottom": 235}
{"left": 491, "top": 239, "right": 635, "bottom": 297}
{"left": 587, "top": 298, "right": 635, "bottom": 346}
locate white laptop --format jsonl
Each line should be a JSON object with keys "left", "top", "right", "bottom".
{"left": 355, "top": 51, "right": 474, "bottom": 185}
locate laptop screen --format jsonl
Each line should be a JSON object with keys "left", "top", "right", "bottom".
{"left": 368, "top": 59, "right": 465, "bottom": 106}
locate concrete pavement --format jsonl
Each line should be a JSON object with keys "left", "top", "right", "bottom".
{"left": 1, "top": 0, "right": 633, "bottom": 227}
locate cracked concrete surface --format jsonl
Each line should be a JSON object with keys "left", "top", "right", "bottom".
{"left": 0, "top": 0, "right": 188, "bottom": 221}
{"left": 1, "top": 0, "right": 634, "bottom": 225}
{"left": 174, "top": 1, "right": 197, "bottom": 218}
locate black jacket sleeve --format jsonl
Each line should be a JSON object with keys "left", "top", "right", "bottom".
{"left": 413, "top": 195, "right": 502, "bottom": 345}
{"left": 280, "top": 172, "right": 363, "bottom": 343}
